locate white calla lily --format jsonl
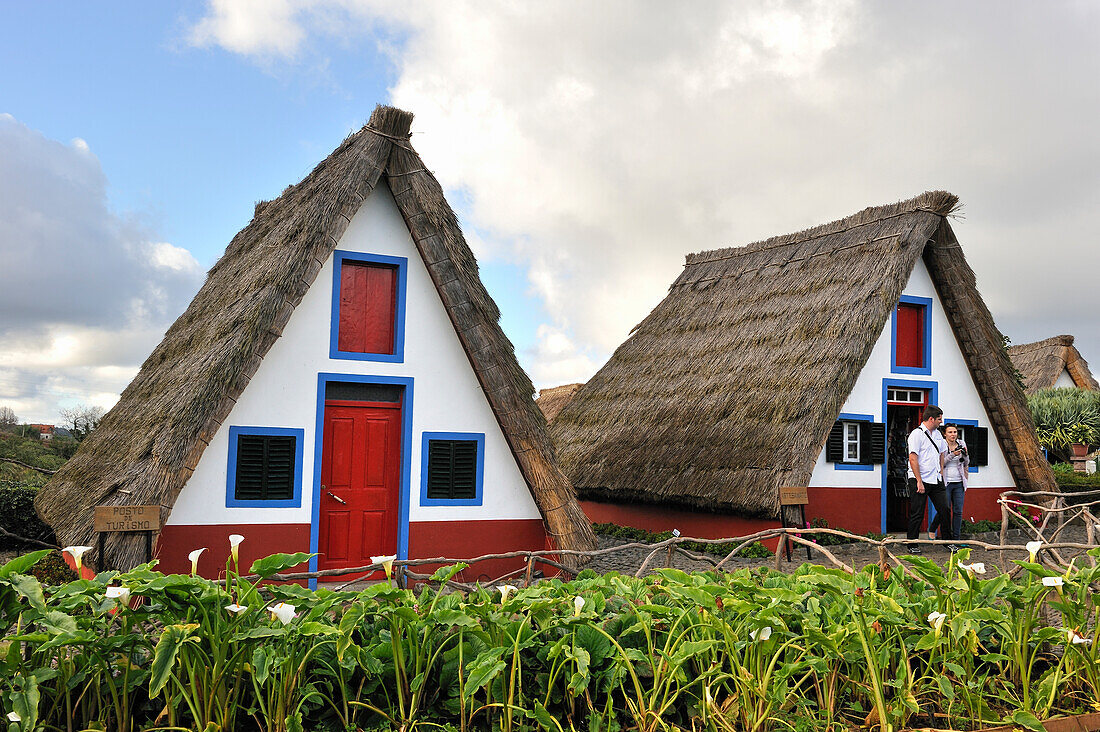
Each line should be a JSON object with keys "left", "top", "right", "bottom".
{"left": 269, "top": 602, "right": 296, "bottom": 625}
{"left": 8, "top": 711, "right": 21, "bottom": 722}
{"left": 750, "top": 626, "right": 772, "bottom": 642}
{"left": 229, "top": 534, "right": 244, "bottom": 562}
{"left": 225, "top": 603, "right": 248, "bottom": 614}
{"left": 105, "top": 586, "right": 131, "bottom": 604}
{"left": 927, "top": 611, "right": 948, "bottom": 633}
{"left": 1042, "top": 576, "right": 1064, "bottom": 587}
{"left": 63, "top": 545, "right": 93, "bottom": 572}
{"left": 959, "top": 562, "right": 986, "bottom": 576}
{"left": 497, "top": 585, "right": 519, "bottom": 603}
{"left": 1068, "top": 629, "right": 1093, "bottom": 645}
{"left": 1026, "top": 541, "right": 1042, "bottom": 562}
{"left": 188, "top": 547, "right": 207, "bottom": 575}
{"left": 573, "top": 596, "right": 585, "bottom": 616}
{"left": 370, "top": 554, "right": 397, "bottom": 580}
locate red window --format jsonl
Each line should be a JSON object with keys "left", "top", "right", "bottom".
{"left": 338, "top": 261, "right": 397, "bottom": 354}
{"left": 895, "top": 303, "right": 925, "bottom": 368}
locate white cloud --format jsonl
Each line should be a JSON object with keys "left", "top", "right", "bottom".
{"left": 0, "top": 117, "right": 203, "bottom": 422}
{"left": 188, "top": 0, "right": 307, "bottom": 58}
{"left": 186, "top": 1, "right": 1100, "bottom": 382}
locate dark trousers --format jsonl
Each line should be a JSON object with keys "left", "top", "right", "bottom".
{"left": 907, "top": 479, "right": 951, "bottom": 540}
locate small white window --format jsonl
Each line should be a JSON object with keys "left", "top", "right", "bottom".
{"left": 843, "top": 422, "right": 861, "bottom": 463}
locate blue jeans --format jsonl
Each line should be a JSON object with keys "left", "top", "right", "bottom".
{"left": 946, "top": 482, "right": 965, "bottom": 540}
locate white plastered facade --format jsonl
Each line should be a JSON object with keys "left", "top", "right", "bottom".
{"left": 1054, "top": 369, "right": 1077, "bottom": 389}
{"left": 807, "top": 258, "right": 1014, "bottom": 489}
{"left": 168, "top": 182, "right": 541, "bottom": 526}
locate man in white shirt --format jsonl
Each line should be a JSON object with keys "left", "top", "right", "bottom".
{"left": 906, "top": 405, "right": 950, "bottom": 554}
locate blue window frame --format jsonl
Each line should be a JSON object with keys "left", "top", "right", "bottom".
{"left": 329, "top": 250, "right": 408, "bottom": 363}
{"left": 890, "top": 294, "right": 933, "bottom": 376}
{"left": 420, "top": 431, "right": 485, "bottom": 506}
{"left": 226, "top": 426, "right": 304, "bottom": 508}
{"left": 944, "top": 417, "right": 980, "bottom": 473}
{"left": 834, "top": 412, "right": 874, "bottom": 471}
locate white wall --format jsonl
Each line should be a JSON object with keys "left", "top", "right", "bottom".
{"left": 169, "top": 182, "right": 541, "bottom": 526}
{"left": 808, "top": 257, "right": 1015, "bottom": 488}
{"left": 1055, "top": 368, "right": 1077, "bottom": 389}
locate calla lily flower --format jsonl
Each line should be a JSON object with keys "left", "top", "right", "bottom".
{"left": 225, "top": 603, "right": 248, "bottom": 614}
{"left": 1042, "top": 576, "right": 1064, "bottom": 587}
{"left": 1026, "top": 541, "right": 1042, "bottom": 562}
{"left": 497, "top": 584, "right": 519, "bottom": 603}
{"left": 1068, "top": 629, "right": 1092, "bottom": 645}
{"left": 370, "top": 554, "right": 397, "bottom": 580}
{"left": 269, "top": 602, "right": 296, "bottom": 625}
{"left": 959, "top": 562, "right": 986, "bottom": 576}
{"left": 63, "top": 545, "right": 92, "bottom": 572}
{"left": 928, "top": 611, "right": 947, "bottom": 634}
{"left": 750, "top": 626, "right": 772, "bottom": 642}
{"left": 573, "top": 596, "right": 585, "bottom": 616}
{"left": 188, "top": 548, "right": 207, "bottom": 575}
{"left": 8, "top": 711, "right": 21, "bottom": 722}
{"left": 105, "top": 586, "right": 131, "bottom": 604}
{"left": 229, "top": 534, "right": 244, "bottom": 562}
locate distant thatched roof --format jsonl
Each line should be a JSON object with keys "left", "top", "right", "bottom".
{"left": 537, "top": 384, "right": 583, "bottom": 423}
{"left": 37, "top": 105, "right": 596, "bottom": 570}
{"left": 552, "top": 192, "right": 1056, "bottom": 516}
{"left": 1008, "top": 335, "right": 1099, "bottom": 394}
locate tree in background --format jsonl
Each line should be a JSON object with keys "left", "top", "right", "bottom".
{"left": 59, "top": 404, "right": 105, "bottom": 442}
{"left": 0, "top": 406, "right": 17, "bottom": 432}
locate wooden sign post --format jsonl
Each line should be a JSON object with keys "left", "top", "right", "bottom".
{"left": 778, "top": 487, "right": 811, "bottom": 561}
{"left": 94, "top": 505, "right": 160, "bottom": 570}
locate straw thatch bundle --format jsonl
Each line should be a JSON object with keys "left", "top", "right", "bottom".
{"left": 36, "top": 105, "right": 596, "bottom": 570}
{"left": 537, "top": 384, "right": 583, "bottom": 423}
{"left": 552, "top": 192, "right": 1056, "bottom": 517}
{"left": 1008, "top": 335, "right": 1098, "bottom": 394}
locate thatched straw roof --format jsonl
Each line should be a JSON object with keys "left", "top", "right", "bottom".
{"left": 537, "top": 383, "right": 583, "bottom": 423}
{"left": 37, "top": 105, "right": 596, "bottom": 570}
{"left": 552, "top": 192, "right": 1056, "bottom": 516}
{"left": 1008, "top": 335, "right": 1099, "bottom": 394}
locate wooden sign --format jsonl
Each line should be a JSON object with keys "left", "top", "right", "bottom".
{"left": 779, "top": 486, "right": 809, "bottom": 506}
{"left": 94, "top": 505, "right": 160, "bottom": 533}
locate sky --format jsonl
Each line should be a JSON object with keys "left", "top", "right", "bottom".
{"left": 1, "top": 1, "right": 1098, "bottom": 423}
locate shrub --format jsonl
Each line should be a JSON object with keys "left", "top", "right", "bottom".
{"left": 0, "top": 485, "right": 55, "bottom": 550}
{"left": 1029, "top": 387, "right": 1100, "bottom": 459}
{"left": 961, "top": 518, "right": 1001, "bottom": 534}
{"left": 28, "top": 550, "right": 77, "bottom": 585}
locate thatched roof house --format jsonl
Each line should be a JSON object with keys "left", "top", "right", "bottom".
{"left": 37, "top": 105, "right": 595, "bottom": 574}
{"left": 536, "top": 383, "right": 583, "bottom": 423}
{"left": 552, "top": 192, "right": 1055, "bottom": 527}
{"left": 1008, "top": 335, "right": 1098, "bottom": 394}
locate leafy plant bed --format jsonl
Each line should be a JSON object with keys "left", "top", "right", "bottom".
{"left": 2, "top": 545, "right": 1100, "bottom": 732}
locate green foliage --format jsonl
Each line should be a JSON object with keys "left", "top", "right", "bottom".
{"left": 1, "top": 548, "right": 1099, "bottom": 731}
{"left": 0, "top": 485, "right": 55, "bottom": 550}
{"left": 961, "top": 519, "right": 1002, "bottom": 534}
{"left": 1029, "top": 387, "right": 1100, "bottom": 458}
{"left": 26, "top": 551, "right": 77, "bottom": 585}
{"left": 591, "top": 522, "right": 773, "bottom": 558}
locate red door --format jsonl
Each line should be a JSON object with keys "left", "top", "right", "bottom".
{"left": 318, "top": 400, "right": 401, "bottom": 578}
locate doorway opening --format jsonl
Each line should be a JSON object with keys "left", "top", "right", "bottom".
{"left": 885, "top": 387, "right": 928, "bottom": 532}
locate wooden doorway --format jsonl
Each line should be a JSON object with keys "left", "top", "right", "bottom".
{"left": 885, "top": 387, "right": 928, "bottom": 532}
{"left": 318, "top": 399, "right": 401, "bottom": 579}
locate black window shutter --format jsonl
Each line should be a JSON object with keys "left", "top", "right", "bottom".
{"left": 426, "top": 440, "right": 479, "bottom": 500}
{"left": 967, "top": 426, "right": 989, "bottom": 466}
{"left": 825, "top": 421, "right": 844, "bottom": 462}
{"left": 235, "top": 435, "right": 295, "bottom": 501}
{"left": 861, "top": 422, "right": 886, "bottom": 464}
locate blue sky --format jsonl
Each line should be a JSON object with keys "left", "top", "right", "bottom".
{"left": 2, "top": 2, "right": 1099, "bottom": 422}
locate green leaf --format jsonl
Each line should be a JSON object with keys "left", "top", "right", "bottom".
{"left": 286, "top": 711, "right": 303, "bottom": 732}
{"left": 232, "top": 627, "right": 286, "bottom": 641}
{"left": 526, "top": 701, "right": 563, "bottom": 732}
{"left": 253, "top": 646, "right": 273, "bottom": 685}
{"left": 11, "top": 673, "right": 40, "bottom": 732}
{"left": 9, "top": 574, "right": 45, "bottom": 613}
{"left": 40, "top": 610, "right": 78, "bottom": 634}
{"left": 249, "top": 552, "right": 315, "bottom": 578}
{"left": 0, "top": 550, "right": 51, "bottom": 579}
{"left": 149, "top": 623, "right": 198, "bottom": 695}
{"left": 463, "top": 649, "right": 507, "bottom": 696}
{"left": 430, "top": 562, "right": 469, "bottom": 583}
{"left": 575, "top": 624, "right": 612, "bottom": 663}
{"left": 431, "top": 608, "right": 480, "bottom": 628}
{"left": 1009, "top": 710, "right": 1045, "bottom": 732}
